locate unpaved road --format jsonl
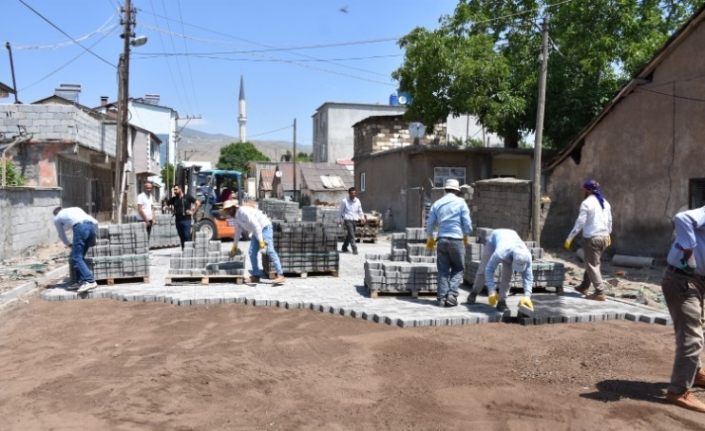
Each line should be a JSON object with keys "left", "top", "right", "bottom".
{"left": 1, "top": 299, "right": 702, "bottom": 430}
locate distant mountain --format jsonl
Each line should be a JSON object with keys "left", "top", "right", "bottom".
{"left": 178, "top": 128, "right": 312, "bottom": 165}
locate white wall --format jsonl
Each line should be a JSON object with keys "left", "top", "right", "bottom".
{"left": 128, "top": 102, "right": 177, "bottom": 166}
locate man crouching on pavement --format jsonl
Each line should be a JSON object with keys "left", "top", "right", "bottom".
{"left": 467, "top": 228, "right": 533, "bottom": 313}
{"left": 222, "top": 200, "right": 286, "bottom": 285}
{"left": 662, "top": 206, "right": 705, "bottom": 413}
{"left": 53, "top": 206, "right": 98, "bottom": 293}
{"left": 425, "top": 179, "right": 472, "bottom": 307}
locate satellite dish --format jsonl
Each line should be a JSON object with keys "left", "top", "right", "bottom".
{"left": 409, "top": 122, "right": 426, "bottom": 138}
{"left": 275, "top": 171, "right": 283, "bottom": 178}
{"left": 398, "top": 95, "right": 408, "bottom": 105}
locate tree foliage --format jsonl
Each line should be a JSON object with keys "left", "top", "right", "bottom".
{"left": 160, "top": 162, "right": 175, "bottom": 189}
{"left": 0, "top": 158, "right": 25, "bottom": 187}
{"left": 393, "top": 0, "right": 702, "bottom": 149}
{"left": 217, "top": 141, "right": 269, "bottom": 173}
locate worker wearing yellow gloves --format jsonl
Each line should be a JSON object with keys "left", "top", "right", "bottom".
{"left": 467, "top": 228, "right": 534, "bottom": 312}
{"left": 222, "top": 200, "right": 286, "bottom": 285}
{"left": 425, "top": 179, "right": 473, "bottom": 307}
{"left": 564, "top": 179, "right": 612, "bottom": 301}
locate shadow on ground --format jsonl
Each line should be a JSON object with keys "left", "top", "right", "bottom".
{"left": 581, "top": 379, "right": 668, "bottom": 404}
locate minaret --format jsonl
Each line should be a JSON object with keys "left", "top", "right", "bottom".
{"left": 238, "top": 75, "right": 247, "bottom": 142}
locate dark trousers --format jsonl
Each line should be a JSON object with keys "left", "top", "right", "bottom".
{"left": 71, "top": 222, "right": 97, "bottom": 283}
{"left": 175, "top": 218, "right": 192, "bottom": 249}
{"left": 436, "top": 238, "right": 465, "bottom": 301}
{"left": 342, "top": 220, "right": 357, "bottom": 252}
{"left": 145, "top": 220, "right": 153, "bottom": 240}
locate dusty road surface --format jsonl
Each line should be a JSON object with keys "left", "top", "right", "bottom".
{"left": 1, "top": 299, "right": 703, "bottom": 430}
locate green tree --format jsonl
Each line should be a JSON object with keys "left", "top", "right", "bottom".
{"left": 160, "top": 162, "right": 175, "bottom": 189}
{"left": 296, "top": 152, "right": 312, "bottom": 162}
{"left": 393, "top": 0, "right": 702, "bottom": 150}
{"left": 0, "top": 158, "right": 25, "bottom": 186}
{"left": 217, "top": 141, "right": 269, "bottom": 173}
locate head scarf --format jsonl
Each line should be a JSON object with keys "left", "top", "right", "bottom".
{"left": 583, "top": 179, "right": 605, "bottom": 209}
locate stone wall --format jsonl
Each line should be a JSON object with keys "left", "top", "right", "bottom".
{"left": 472, "top": 178, "right": 532, "bottom": 239}
{"left": 353, "top": 116, "right": 447, "bottom": 158}
{"left": 0, "top": 187, "right": 62, "bottom": 260}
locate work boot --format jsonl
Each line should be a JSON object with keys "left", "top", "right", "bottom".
{"left": 341, "top": 248, "right": 349, "bottom": 253}
{"left": 436, "top": 297, "right": 446, "bottom": 307}
{"left": 445, "top": 295, "right": 458, "bottom": 307}
{"left": 496, "top": 300, "right": 508, "bottom": 312}
{"left": 352, "top": 249, "right": 358, "bottom": 255}
{"left": 587, "top": 292, "right": 607, "bottom": 301}
{"left": 248, "top": 276, "right": 261, "bottom": 284}
{"left": 666, "top": 390, "right": 705, "bottom": 413}
{"left": 466, "top": 293, "right": 477, "bottom": 305}
{"left": 271, "top": 275, "right": 286, "bottom": 285}
{"left": 694, "top": 369, "right": 705, "bottom": 388}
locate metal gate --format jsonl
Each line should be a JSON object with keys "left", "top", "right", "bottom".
{"left": 57, "top": 157, "right": 113, "bottom": 221}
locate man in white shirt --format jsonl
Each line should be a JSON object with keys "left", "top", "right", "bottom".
{"left": 53, "top": 206, "right": 99, "bottom": 293}
{"left": 222, "top": 200, "right": 286, "bottom": 284}
{"left": 564, "top": 179, "right": 612, "bottom": 301}
{"left": 338, "top": 187, "right": 365, "bottom": 255}
{"left": 137, "top": 181, "right": 155, "bottom": 239}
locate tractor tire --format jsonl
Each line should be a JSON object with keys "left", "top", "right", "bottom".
{"left": 194, "top": 219, "right": 217, "bottom": 240}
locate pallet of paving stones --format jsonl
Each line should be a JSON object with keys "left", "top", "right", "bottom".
{"left": 267, "top": 269, "right": 339, "bottom": 279}
{"left": 166, "top": 232, "right": 246, "bottom": 284}
{"left": 463, "top": 259, "right": 565, "bottom": 290}
{"left": 125, "top": 214, "right": 181, "bottom": 248}
{"left": 355, "top": 212, "right": 382, "bottom": 243}
{"left": 259, "top": 198, "right": 300, "bottom": 222}
{"left": 95, "top": 275, "right": 150, "bottom": 285}
{"left": 76, "top": 223, "right": 151, "bottom": 281}
{"left": 301, "top": 205, "right": 345, "bottom": 240}
{"left": 364, "top": 260, "right": 438, "bottom": 298}
{"left": 265, "top": 221, "right": 340, "bottom": 275}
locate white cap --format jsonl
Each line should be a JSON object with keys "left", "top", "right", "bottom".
{"left": 222, "top": 199, "right": 239, "bottom": 210}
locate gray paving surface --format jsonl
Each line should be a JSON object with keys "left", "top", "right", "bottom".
{"left": 41, "top": 240, "right": 671, "bottom": 328}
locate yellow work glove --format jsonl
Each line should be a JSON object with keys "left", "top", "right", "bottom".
{"left": 519, "top": 296, "right": 534, "bottom": 311}
{"left": 563, "top": 239, "right": 572, "bottom": 250}
{"left": 229, "top": 244, "right": 240, "bottom": 257}
{"left": 606, "top": 235, "right": 612, "bottom": 247}
{"left": 425, "top": 237, "right": 436, "bottom": 251}
{"left": 488, "top": 292, "right": 499, "bottom": 307}
{"left": 259, "top": 240, "right": 267, "bottom": 251}
{"left": 463, "top": 235, "right": 469, "bottom": 247}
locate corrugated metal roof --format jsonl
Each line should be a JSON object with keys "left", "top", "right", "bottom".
{"left": 259, "top": 169, "right": 274, "bottom": 191}
{"left": 300, "top": 164, "right": 353, "bottom": 192}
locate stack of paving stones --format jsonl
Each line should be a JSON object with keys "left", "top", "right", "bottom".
{"left": 301, "top": 205, "right": 345, "bottom": 240}
{"left": 355, "top": 213, "right": 382, "bottom": 243}
{"left": 463, "top": 227, "right": 565, "bottom": 290}
{"left": 259, "top": 198, "right": 300, "bottom": 222}
{"left": 75, "top": 223, "right": 150, "bottom": 281}
{"left": 263, "top": 221, "right": 339, "bottom": 275}
{"left": 364, "top": 228, "right": 438, "bottom": 296}
{"left": 168, "top": 232, "right": 245, "bottom": 277}
{"left": 126, "top": 214, "right": 181, "bottom": 248}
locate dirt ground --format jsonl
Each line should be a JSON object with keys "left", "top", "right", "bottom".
{"left": 1, "top": 298, "right": 703, "bottom": 431}
{"left": 0, "top": 242, "right": 68, "bottom": 295}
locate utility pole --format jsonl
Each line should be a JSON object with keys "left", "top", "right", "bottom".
{"left": 292, "top": 118, "right": 297, "bottom": 201}
{"left": 531, "top": 17, "right": 550, "bottom": 246}
{"left": 113, "top": 0, "right": 133, "bottom": 223}
{"left": 5, "top": 42, "right": 19, "bottom": 104}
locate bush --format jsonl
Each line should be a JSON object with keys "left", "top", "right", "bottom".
{"left": 0, "top": 158, "right": 25, "bottom": 186}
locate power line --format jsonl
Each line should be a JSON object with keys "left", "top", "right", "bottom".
{"left": 249, "top": 124, "right": 293, "bottom": 139}
{"left": 176, "top": 0, "right": 201, "bottom": 115}
{"left": 159, "top": 0, "right": 195, "bottom": 114}
{"left": 636, "top": 87, "right": 705, "bottom": 103}
{"left": 135, "top": 53, "right": 402, "bottom": 62}
{"left": 148, "top": 0, "right": 188, "bottom": 112}
{"left": 17, "top": 0, "right": 116, "bottom": 68}
{"left": 20, "top": 25, "right": 119, "bottom": 91}
{"left": 14, "top": 14, "right": 117, "bottom": 50}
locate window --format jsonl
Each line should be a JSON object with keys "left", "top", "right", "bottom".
{"left": 433, "top": 167, "right": 466, "bottom": 187}
{"left": 689, "top": 178, "right": 705, "bottom": 209}
{"left": 360, "top": 172, "right": 366, "bottom": 192}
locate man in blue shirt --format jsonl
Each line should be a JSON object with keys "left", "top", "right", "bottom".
{"left": 425, "top": 179, "right": 472, "bottom": 307}
{"left": 467, "top": 229, "right": 534, "bottom": 312}
{"left": 662, "top": 206, "right": 705, "bottom": 413}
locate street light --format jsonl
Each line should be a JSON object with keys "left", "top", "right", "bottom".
{"left": 131, "top": 35, "right": 147, "bottom": 47}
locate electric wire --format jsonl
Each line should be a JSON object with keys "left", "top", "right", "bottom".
{"left": 16, "top": 0, "right": 116, "bottom": 68}
{"left": 159, "top": 0, "right": 195, "bottom": 114}
{"left": 14, "top": 14, "right": 117, "bottom": 50}
{"left": 248, "top": 124, "right": 293, "bottom": 139}
{"left": 176, "top": 0, "right": 201, "bottom": 115}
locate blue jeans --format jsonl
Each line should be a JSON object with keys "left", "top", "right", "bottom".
{"left": 175, "top": 218, "right": 192, "bottom": 249}
{"left": 436, "top": 238, "right": 465, "bottom": 301}
{"left": 71, "top": 222, "right": 97, "bottom": 283}
{"left": 249, "top": 225, "right": 283, "bottom": 277}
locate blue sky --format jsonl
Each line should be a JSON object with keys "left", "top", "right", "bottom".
{"left": 2, "top": 0, "right": 457, "bottom": 147}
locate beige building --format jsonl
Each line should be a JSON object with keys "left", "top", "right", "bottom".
{"left": 543, "top": 4, "right": 705, "bottom": 256}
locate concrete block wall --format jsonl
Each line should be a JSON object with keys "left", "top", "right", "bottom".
{"left": 0, "top": 187, "right": 61, "bottom": 259}
{"left": 0, "top": 105, "right": 115, "bottom": 156}
{"left": 472, "top": 178, "right": 532, "bottom": 239}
